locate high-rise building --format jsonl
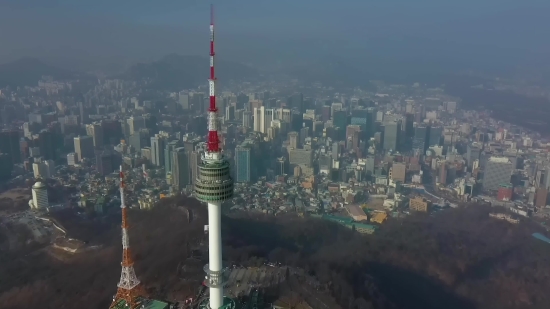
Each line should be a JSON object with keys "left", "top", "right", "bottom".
{"left": 30, "top": 181, "right": 48, "bottom": 209}
{"left": 235, "top": 144, "right": 252, "bottom": 183}
{"left": 404, "top": 113, "right": 414, "bottom": 138}
{"left": 318, "top": 154, "right": 332, "bottom": 175}
{"left": 345, "top": 125, "right": 361, "bottom": 151}
{"left": 253, "top": 106, "right": 274, "bottom": 134}
{"left": 497, "top": 184, "right": 513, "bottom": 201}
{"left": 164, "top": 140, "right": 180, "bottom": 175}
{"left": 391, "top": 162, "right": 406, "bottom": 183}
{"left": 321, "top": 105, "right": 331, "bottom": 122}
{"left": 102, "top": 119, "right": 123, "bottom": 145}
{"left": 428, "top": 125, "right": 443, "bottom": 147}
{"left": 288, "top": 131, "right": 299, "bottom": 149}
{"left": 150, "top": 134, "right": 166, "bottom": 167}
{"left": 383, "top": 120, "right": 401, "bottom": 151}
{"left": 535, "top": 188, "right": 548, "bottom": 208}
{"left": 350, "top": 108, "right": 369, "bottom": 140}
{"left": 242, "top": 110, "right": 252, "bottom": 128}
{"left": 289, "top": 92, "right": 304, "bottom": 113}
{"left": 67, "top": 153, "right": 78, "bottom": 166}
{"left": 289, "top": 148, "right": 313, "bottom": 167}
{"left": 299, "top": 126, "right": 309, "bottom": 145}
{"left": 412, "top": 124, "right": 429, "bottom": 154}
{"left": 172, "top": 147, "right": 189, "bottom": 191}
{"left": 86, "top": 122, "right": 104, "bottom": 148}
{"left": 466, "top": 143, "right": 482, "bottom": 169}
{"left": 127, "top": 117, "right": 145, "bottom": 135}
{"left": 482, "top": 157, "right": 513, "bottom": 191}
{"left": 275, "top": 157, "right": 288, "bottom": 176}
{"left": 73, "top": 135, "right": 94, "bottom": 161}
{"left": 78, "top": 102, "right": 89, "bottom": 125}
{"left": 96, "top": 150, "right": 119, "bottom": 176}
{"left": 37, "top": 129, "right": 56, "bottom": 161}
{"left": 333, "top": 110, "right": 348, "bottom": 133}
{"left": 179, "top": 92, "right": 190, "bottom": 110}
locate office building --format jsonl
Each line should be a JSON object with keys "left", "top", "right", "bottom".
{"left": 497, "top": 184, "right": 513, "bottom": 201}
{"left": 466, "top": 143, "right": 482, "bottom": 169}
{"left": 288, "top": 131, "right": 299, "bottom": 149}
{"left": 150, "top": 134, "right": 166, "bottom": 167}
{"left": 391, "top": 162, "right": 406, "bottom": 183}
{"left": 235, "top": 144, "right": 252, "bottom": 183}
{"left": 67, "top": 153, "right": 78, "bottom": 166}
{"left": 409, "top": 196, "right": 430, "bottom": 212}
{"left": 179, "top": 92, "right": 190, "bottom": 110}
{"left": 482, "top": 157, "right": 513, "bottom": 191}
{"left": 253, "top": 106, "right": 274, "bottom": 134}
{"left": 429, "top": 125, "right": 443, "bottom": 147}
{"left": 172, "top": 147, "right": 189, "bottom": 191}
{"left": 37, "top": 129, "right": 56, "bottom": 161}
{"left": 164, "top": 140, "right": 180, "bottom": 175}
{"left": 74, "top": 135, "right": 94, "bottom": 161}
{"left": 86, "top": 122, "right": 104, "bottom": 148}
{"left": 383, "top": 120, "right": 401, "bottom": 151}
{"left": 412, "top": 124, "right": 429, "bottom": 154}
{"left": 30, "top": 181, "right": 48, "bottom": 209}
{"left": 96, "top": 150, "right": 119, "bottom": 176}
{"left": 535, "top": 188, "right": 548, "bottom": 208}
{"left": 289, "top": 148, "right": 313, "bottom": 167}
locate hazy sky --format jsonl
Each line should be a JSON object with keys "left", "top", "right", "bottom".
{"left": 0, "top": 0, "right": 549, "bottom": 74}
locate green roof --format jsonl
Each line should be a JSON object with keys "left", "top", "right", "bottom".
{"left": 353, "top": 223, "right": 377, "bottom": 231}
{"left": 322, "top": 214, "right": 355, "bottom": 225}
{"left": 142, "top": 299, "right": 170, "bottom": 309}
{"left": 113, "top": 299, "right": 170, "bottom": 309}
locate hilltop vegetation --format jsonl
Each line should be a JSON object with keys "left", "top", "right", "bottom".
{"left": 0, "top": 197, "right": 549, "bottom": 309}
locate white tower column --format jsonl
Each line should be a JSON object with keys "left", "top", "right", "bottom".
{"left": 208, "top": 201, "right": 223, "bottom": 309}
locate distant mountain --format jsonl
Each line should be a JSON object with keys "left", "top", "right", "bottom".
{"left": 121, "top": 54, "right": 258, "bottom": 91}
{"left": 286, "top": 57, "right": 374, "bottom": 88}
{"left": 0, "top": 58, "right": 76, "bottom": 88}
{"left": 283, "top": 53, "right": 463, "bottom": 88}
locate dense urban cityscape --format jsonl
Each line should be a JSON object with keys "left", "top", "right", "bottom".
{"left": 2, "top": 72, "right": 549, "bottom": 226}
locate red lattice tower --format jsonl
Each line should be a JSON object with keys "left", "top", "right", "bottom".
{"left": 110, "top": 166, "right": 146, "bottom": 309}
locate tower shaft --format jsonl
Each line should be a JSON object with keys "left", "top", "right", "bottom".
{"left": 207, "top": 202, "right": 223, "bottom": 308}
{"left": 111, "top": 166, "right": 146, "bottom": 309}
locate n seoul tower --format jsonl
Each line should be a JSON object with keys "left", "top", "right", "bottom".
{"left": 194, "top": 4, "right": 235, "bottom": 309}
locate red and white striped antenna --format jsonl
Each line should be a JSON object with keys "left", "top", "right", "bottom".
{"left": 207, "top": 4, "right": 220, "bottom": 153}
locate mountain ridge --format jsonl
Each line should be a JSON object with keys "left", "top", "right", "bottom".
{"left": 0, "top": 57, "right": 76, "bottom": 88}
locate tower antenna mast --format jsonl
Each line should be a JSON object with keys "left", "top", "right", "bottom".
{"left": 110, "top": 166, "right": 146, "bottom": 309}
{"left": 207, "top": 3, "right": 220, "bottom": 154}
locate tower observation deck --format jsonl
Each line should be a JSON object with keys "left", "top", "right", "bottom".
{"left": 194, "top": 4, "right": 235, "bottom": 309}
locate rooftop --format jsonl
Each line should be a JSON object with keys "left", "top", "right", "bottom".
{"left": 112, "top": 298, "right": 170, "bottom": 309}
{"left": 489, "top": 156, "right": 511, "bottom": 163}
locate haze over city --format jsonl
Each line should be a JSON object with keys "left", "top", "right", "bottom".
{"left": 1, "top": 0, "right": 549, "bottom": 76}
{"left": 1, "top": 2, "right": 550, "bottom": 309}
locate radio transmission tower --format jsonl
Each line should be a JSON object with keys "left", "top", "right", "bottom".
{"left": 110, "top": 166, "right": 146, "bottom": 309}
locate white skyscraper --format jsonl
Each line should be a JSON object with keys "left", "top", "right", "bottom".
{"left": 30, "top": 182, "right": 48, "bottom": 209}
